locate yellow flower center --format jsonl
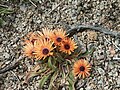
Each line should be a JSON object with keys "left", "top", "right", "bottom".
{"left": 80, "top": 66, "right": 85, "bottom": 71}
{"left": 42, "top": 48, "right": 49, "bottom": 55}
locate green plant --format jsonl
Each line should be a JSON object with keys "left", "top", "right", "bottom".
{"left": 22, "top": 28, "right": 92, "bottom": 89}
{"left": 0, "top": 6, "right": 13, "bottom": 26}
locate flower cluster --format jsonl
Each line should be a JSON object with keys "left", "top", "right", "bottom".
{"left": 22, "top": 28, "right": 91, "bottom": 89}
{"left": 23, "top": 28, "right": 77, "bottom": 59}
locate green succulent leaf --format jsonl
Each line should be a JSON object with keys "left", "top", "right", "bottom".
{"left": 48, "top": 71, "right": 58, "bottom": 90}
{"left": 67, "top": 71, "right": 75, "bottom": 90}
{"left": 25, "top": 64, "right": 47, "bottom": 83}
{"left": 56, "top": 53, "right": 64, "bottom": 62}
{"left": 48, "top": 57, "right": 56, "bottom": 70}
{"left": 39, "top": 74, "right": 51, "bottom": 88}
{"left": 78, "top": 46, "right": 95, "bottom": 58}
{"left": 69, "top": 71, "right": 74, "bottom": 82}
{"left": 67, "top": 77, "right": 75, "bottom": 90}
{"left": 0, "top": 7, "right": 13, "bottom": 14}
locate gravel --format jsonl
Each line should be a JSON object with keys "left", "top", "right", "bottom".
{"left": 0, "top": 0, "right": 120, "bottom": 90}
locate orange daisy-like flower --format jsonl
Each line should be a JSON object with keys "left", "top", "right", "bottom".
{"left": 34, "top": 39, "right": 54, "bottom": 60}
{"left": 23, "top": 41, "right": 35, "bottom": 58}
{"left": 24, "top": 32, "right": 39, "bottom": 45}
{"left": 73, "top": 59, "right": 91, "bottom": 78}
{"left": 59, "top": 38, "right": 77, "bottom": 54}
{"left": 37, "top": 28, "right": 53, "bottom": 40}
{"left": 51, "top": 29, "right": 67, "bottom": 46}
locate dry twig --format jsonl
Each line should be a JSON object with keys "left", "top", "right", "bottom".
{"left": 67, "top": 25, "right": 120, "bottom": 38}
{"left": 104, "top": 36, "right": 120, "bottom": 51}
{"left": 0, "top": 61, "right": 20, "bottom": 74}
{"left": 48, "top": 1, "right": 64, "bottom": 14}
{"left": 0, "top": 4, "right": 8, "bottom": 8}
{"left": 29, "top": 0, "right": 37, "bottom": 7}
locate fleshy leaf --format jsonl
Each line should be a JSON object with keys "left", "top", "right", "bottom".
{"left": 78, "top": 46, "right": 95, "bottom": 58}
{"left": 55, "top": 53, "right": 64, "bottom": 62}
{"left": 48, "top": 71, "right": 58, "bottom": 90}
{"left": 39, "top": 74, "right": 51, "bottom": 88}
{"left": 69, "top": 71, "right": 75, "bottom": 82}
{"left": 0, "top": 7, "right": 13, "bottom": 14}
{"left": 48, "top": 57, "right": 56, "bottom": 70}
{"left": 67, "top": 77, "right": 75, "bottom": 90}
{"left": 25, "top": 64, "right": 46, "bottom": 83}
{"left": 67, "top": 71, "right": 75, "bottom": 90}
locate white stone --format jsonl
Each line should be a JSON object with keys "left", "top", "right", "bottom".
{"left": 3, "top": 52, "right": 10, "bottom": 59}
{"left": 98, "top": 68, "right": 105, "bottom": 75}
{"left": 80, "top": 88, "right": 84, "bottom": 90}
{"left": 117, "top": 77, "right": 120, "bottom": 85}
{"left": 104, "top": 86, "right": 108, "bottom": 90}
{"left": 0, "top": 47, "right": 4, "bottom": 53}
{"left": 86, "top": 86, "right": 91, "bottom": 90}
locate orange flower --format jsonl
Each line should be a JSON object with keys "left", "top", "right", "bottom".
{"left": 73, "top": 59, "right": 91, "bottom": 78}
{"left": 51, "top": 29, "right": 67, "bottom": 45}
{"left": 23, "top": 41, "right": 35, "bottom": 58}
{"left": 34, "top": 39, "right": 54, "bottom": 60}
{"left": 59, "top": 38, "right": 77, "bottom": 54}
{"left": 37, "top": 28, "right": 53, "bottom": 40}
{"left": 24, "top": 32, "right": 39, "bottom": 45}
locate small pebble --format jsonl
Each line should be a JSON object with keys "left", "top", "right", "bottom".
{"left": 3, "top": 53, "right": 10, "bottom": 59}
